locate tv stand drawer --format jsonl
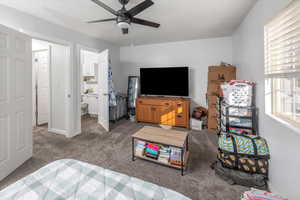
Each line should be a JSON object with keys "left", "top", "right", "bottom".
{"left": 138, "top": 99, "right": 171, "bottom": 106}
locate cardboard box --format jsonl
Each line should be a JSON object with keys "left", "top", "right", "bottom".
{"left": 207, "top": 65, "right": 236, "bottom": 132}
{"left": 207, "top": 106, "right": 219, "bottom": 132}
{"left": 208, "top": 71, "right": 236, "bottom": 83}
{"left": 208, "top": 116, "right": 218, "bottom": 132}
{"left": 208, "top": 66, "right": 236, "bottom": 73}
{"left": 207, "top": 83, "right": 221, "bottom": 96}
{"left": 208, "top": 66, "right": 236, "bottom": 83}
{"left": 208, "top": 95, "right": 218, "bottom": 107}
{"left": 208, "top": 107, "right": 218, "bottom": 118}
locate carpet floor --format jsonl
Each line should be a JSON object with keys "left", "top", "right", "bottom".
{"left": 0, "top": 116, "right": 248, "bottom": 199}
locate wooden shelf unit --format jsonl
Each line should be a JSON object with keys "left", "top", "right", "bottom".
{"left": 136, "top": 97, "right": 190, "bottom": 129}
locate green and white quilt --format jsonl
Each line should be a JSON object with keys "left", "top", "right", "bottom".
{"left": 0, "top": 159, "right": 190, "bottom": 200}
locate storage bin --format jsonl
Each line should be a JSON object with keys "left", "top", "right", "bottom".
{"left": 191, "top": 118, "right": 203, "bottom": 131}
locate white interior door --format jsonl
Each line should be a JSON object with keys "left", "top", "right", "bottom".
{"left": 0, "top": 24, "right": 32, "bottom": 181}
{"left": 49, "top": 44, "right": 68, "bottom": 134}
{"left": 98, "top": 49, "right": 109, "bottom": 131}
{"left": 33, "top": 50, "right": 49, "bottom": 125}
{"left": 32, "top": 54, "right": 36, "bottom": 126}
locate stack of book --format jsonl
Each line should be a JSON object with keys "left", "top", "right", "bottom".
{"left": 145, "top": 143, "right": 159, "bottom": 159}
{"left": 135, "top": 140, "right": 146, "bottom": 157}
{"left": 158, "top": 146, "right": 170, "bottom": 164}
{"left": 170, "top": 147, "right": 183, "bottom": 166}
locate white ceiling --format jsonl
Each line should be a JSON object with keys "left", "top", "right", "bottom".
{"left": 0, "top": 0, "right": 257, "bottom": 46}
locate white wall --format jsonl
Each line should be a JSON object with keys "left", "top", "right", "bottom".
{"left": 232, "top": 0, "right": 300, "bottom": 199}
{"left": 32, "top": 39, "right": 49, "bottom": 51}
{"left": 120, "top": 37, "right": 233, "bottom": 107}
{"left": 0, "top": 4, "right": 121, "bottom": 136}
{"left": 0, "top": 5, "right": 121, "bottom": 85}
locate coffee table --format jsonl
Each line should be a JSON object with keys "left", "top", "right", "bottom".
{"left": 131, "top": 126, "right": 189, "bottom": 176}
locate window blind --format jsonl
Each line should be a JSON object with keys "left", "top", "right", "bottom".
{"left": 265, "top": 0, "right": 300, "bottom": 75}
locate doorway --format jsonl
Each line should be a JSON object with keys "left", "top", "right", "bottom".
{"left": 79, "top": 47, "right": 110, "bottom": 132}
{"left": 32, "top": 39, "right": 70, "bottom": 136}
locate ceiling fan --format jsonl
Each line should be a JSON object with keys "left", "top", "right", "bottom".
{"left": 88, "top": 0, "right": 160, "bottom": 34}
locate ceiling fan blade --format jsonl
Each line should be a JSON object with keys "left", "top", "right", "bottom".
{"left": 132, "top": 18, "right": 160, "bottom": 28}
{"left": 122, "top": 28, "right": 129, "bottom": 34}
{"left": 87, "top": 18, "right": 116, "bottom": 23}
{"left": 90, "top": 0, "right": 118, "bottom": 16}
{"left": 128, "top": 0, "right": 154, "bottom": 17}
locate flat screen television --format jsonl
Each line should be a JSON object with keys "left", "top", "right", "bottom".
{"left": 140, "top": 67, "right": 189, "bottom": 96}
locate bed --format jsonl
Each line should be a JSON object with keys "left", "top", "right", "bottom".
{"left": 0, "top": 159, "right": 190, "bottom": 200}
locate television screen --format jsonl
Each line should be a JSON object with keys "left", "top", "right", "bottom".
{"left": 140, "top": 67, "right": 189, "bottom": 96}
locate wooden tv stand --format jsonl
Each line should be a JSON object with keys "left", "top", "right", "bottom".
{"left": 136, "top": 96, "right": 190, "bottom": 128}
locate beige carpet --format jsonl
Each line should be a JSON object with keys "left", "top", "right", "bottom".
{"left": 0, "top": 116, "right": 248, "bottom": 199}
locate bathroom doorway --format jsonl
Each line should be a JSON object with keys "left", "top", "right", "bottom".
{"left": 79, "top": 47, "right": 110, "bottom": 133}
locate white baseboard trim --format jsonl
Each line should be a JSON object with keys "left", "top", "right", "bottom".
{"left": 268, "top": 182, "right": 286, "bottom": 198}
{"left": 68, "top": 129, "right": 81, "bottom": 138}
{"left": 48, "top": 128, "right": 67, "bottom": 136}
{"left": 268, "top": 182, "right": 278, "bottom": 193}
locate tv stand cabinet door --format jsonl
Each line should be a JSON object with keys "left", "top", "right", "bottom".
{"left": 151, "top": 106, "right": 162, "bottom": 124}
{"left": 136, "top": 104, "right": 152, "bottom": 122}
{"left": 160, "top": 103, "right": 176, "bottom": 126}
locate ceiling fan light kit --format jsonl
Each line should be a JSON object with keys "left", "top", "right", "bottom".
{"left": 118, "top": 0, "right": 130, "bottom": 5}
{"left": 88, "top": 0, "right": 160, "bottom": 34}
{"left": 117, "top": 21, "right": 130, "bottom": 29}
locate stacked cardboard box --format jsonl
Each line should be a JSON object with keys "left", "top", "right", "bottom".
{"left": 207, "top": 66, "right": 236, "bottom": 132}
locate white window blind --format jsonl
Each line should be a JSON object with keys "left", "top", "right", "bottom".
{"left": 265, "top": 0, "right": 300, "bottom": 76}
{"left": 265, "top": 0, "right": 300, "bottom": 127}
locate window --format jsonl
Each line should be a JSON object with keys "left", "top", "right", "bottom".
{"left": 265, "top": 0, "right": 300, "bottom": 127}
